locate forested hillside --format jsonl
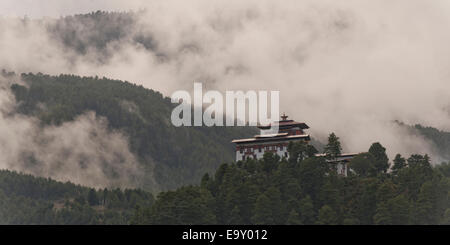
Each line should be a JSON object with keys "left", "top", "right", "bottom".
{"left": 133, "top": 139, "right": 450, "bottom": 225}
{"left": 414, "top": 124, "right": 450, "bottom": 161}
{"left": 8, "top": 72, "right": 255, "bottom": 191}
{"left": 0, "top": 170, "right": 153, "bottom": 224}
{"left": 392, "top": 121, "right": 450, "bottom": 162}
{"left": 3, "top": 136, "right": 447, "bottom": 225}
{"left": 42, "top": 11, "right": 159, "bottom": 62}
{"left": 46, "top": 11, "right": 142, "bottom": 56}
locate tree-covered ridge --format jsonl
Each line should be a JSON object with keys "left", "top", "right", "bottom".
{"left": 1, "top": 136, "right": 448, "bottom": 225}
{"left": 0, "top": 169, "right": 153, "bottom": 225}
{"left": 9, "top": 72, "right": 255, "bottom": 191}
{"left": 392, "top": 120, "right": 450, "bottom": 162}
{"left": 414, "top": 124, "right": 450, "bottom": 161}
{"left": 27, "top": 10, "right": 159, "bottom": 62}
{"left": 133, "top": 139, "right": 450, "bottom": 225}
{"left": 46, "top": 11, "right": 143, "bottom": 56}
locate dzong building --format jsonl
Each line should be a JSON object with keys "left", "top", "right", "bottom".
{"left": 231, "top": 114, "right": 357, "bottom": 176}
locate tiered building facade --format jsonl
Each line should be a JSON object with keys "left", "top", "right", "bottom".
{"left": 232, "top": 114, "right": 357, "bottom": 176}
{"left": 232, "top": 114, "right": 310, "bottom": 161}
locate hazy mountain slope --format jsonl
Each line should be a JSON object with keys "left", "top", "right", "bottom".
{"left": 8, "top": 72, "right": 255, "bottom": 191}
{"left": 1, "top": 143, "right": 448, "bottom": 225}
{"left": 135, "top": 145, "right": 450, "bottom": 225}
{"left": 34, "top": 10, "right": 165, "bottom": 66}
{"left": 0, "top": 169, "right": 153, "bottom": 225}
{"left": 413, "top": 124, "right": 450, "bottom": 162}
{"left": 392, "top": 121, "right": 450, "bottom": 162}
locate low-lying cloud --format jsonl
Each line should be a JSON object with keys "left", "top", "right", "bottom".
{"left": 1, "top": 0, "right": 450, "bottom": 163}
{"left": 0, "top": 75, "right": 144, "bottom": 188}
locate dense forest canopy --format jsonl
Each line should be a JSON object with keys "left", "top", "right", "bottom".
{"left": 0, "top": 70, "right": 449, "bottom": 225}
{"left": 6, "top": 71, "right": 255, "bottom": 192}
{"left": 1, "top": 138, "right": 448, "bottom": 225}
{"left": 0, "top": 169, "right": 153, "bottom": 225}
{"left": 0, "top": 7, "right": 449, "bottom": 226}
{"left": 133, "top": 139, "right": 450, "bottom": 225}
{"left": 413, "top": 124, "right": 450, "bottom": 162}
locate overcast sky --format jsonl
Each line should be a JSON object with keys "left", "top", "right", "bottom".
{"left": 0, "top": 0, "right": 143, "bottom": 18}
{"left": 2, "top": 0, "right": 450, "bottom": 162}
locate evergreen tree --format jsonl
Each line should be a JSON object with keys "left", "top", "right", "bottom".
{"left": 348, "top": 153, "right": 376, "bottom": 177}
{"left": 376, "top": 181, "right": 396, "bottom": 204}
{"left": 228, "top": 205, "right": 244, "bottom": 224}
{"left": 387, "top": 194, "right": 410, "bottom": 225}
{"left": 88, "top": 189, "right": 99, "bottom": 206}
{"left": 265, "top": 187, "right": 285, "bottom": 224}
{"left": 374, "top": 202, "right": 392, "bottom": 225}
{"left": 287, "top": 141, "right": 318, "bottom": 163}
{"left": 201, "top": 173, "right": 211, "bottom": 189}
{"left": 287, "top": 141, "right": 308, "bottom": 163}
{"left": 261, "top": 152, "right": 280, "bottom": 173}
{"left": 355, "top": 179, "right": 378, "bottom": 225}
{"left": 392, "top": 154, "right": 406, "bottom": 175}
{"left": 316, "top": 205, "right": 338, "bottom": 225}
{"left": 252, "top": 194, "right": 274, "bottom": 225}
{"left": 368, "top": 142, "right": 389, "bottom": 174}
{"left": 298, "top": 195, "right": 316, "bottom": 225}
{"left": 324, "top": 133, "right": 342, "bottom": 159}
{"left": 298, "top": 158, "right": 327, "bottom": 202}
{"left": 342, "top": 217, "right": 360, "bottom": 225}
{"left": 442, "top": 208, "right": 450, "bottom": 225}
{"left": 287, "top": 209, "right": 302, "bottom": 225}
{"left": 414, "top": 181, "right": 436, "bottom": 224}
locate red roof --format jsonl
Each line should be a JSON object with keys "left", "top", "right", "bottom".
{"left": 257, "top": 120, "right": 309, "bottom": 130}
{"left": 232, "top": 134, "right": 310, "bottom": 144}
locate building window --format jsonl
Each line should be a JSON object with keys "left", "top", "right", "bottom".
{"left": 258, "top": 147, "right": 262, "bottom": 153}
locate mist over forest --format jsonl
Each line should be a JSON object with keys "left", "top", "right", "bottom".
{"left": 0, "top": 1, "right": 449, "bottom": 225}
{"left": 2, "top": 1, "right": 450, "bottom": 162}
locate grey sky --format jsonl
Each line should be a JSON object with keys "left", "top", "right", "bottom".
{"left": 1, "top": 0, "right": 450, "bottom": 162}
{"left": 0, "top": 0, "right": 141, "bottom": 18}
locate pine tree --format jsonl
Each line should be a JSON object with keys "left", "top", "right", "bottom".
{"left": 201, "top": 173, "right": 211, "bottom": 189}
{"left": 414, "top": 181, "right": 436, "bottom": 224}
{"left": 87, "top": 189, "right": 99, "bottom": 206}
{"left": 298, "top": 157, "right": 327, "bottom": 201}
{"left": 265, "top": 187, "right": 285, "bottom": 224}
{"left": 252, "top": 194, "right": 274, "bottom": 225}
{"left": 348, "top": 153, "right": 376, "bottom": 177}
{"left": 316, "top": 205, "right": 338, "bottom": 225}
{"left": 324, "top": 133, "right": 342, "bottom": 159}
{"left": 392, "top": 154, "right": 406, "bottom": 175}
{"left": 298, "top": 195, "right": 315, "bottom": 225}
{"left": 374, "top": 202, "right": 392, "bottom": 225}
{"left": 356, "top": 179, "right": 378, "bottom": 225}
{"left": 287, "top": 209, "right": 302, "bottom": 225}
{"left": 387, "top": 194, "right": 410, "bottom": 225}
{"left": 228, "top": 205, "right": 244, "bottom": 225}
{"left": 368, "top": 142, "right": 389, "bottom": 174}
{"left": 442, "top": 208, "right": 450, "bottom": 225}
{"left": 342, "top": 217, "right": 360, "bottom": 225}
{"left": 287, "top": 141, "right": 308, "bottom": 163}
